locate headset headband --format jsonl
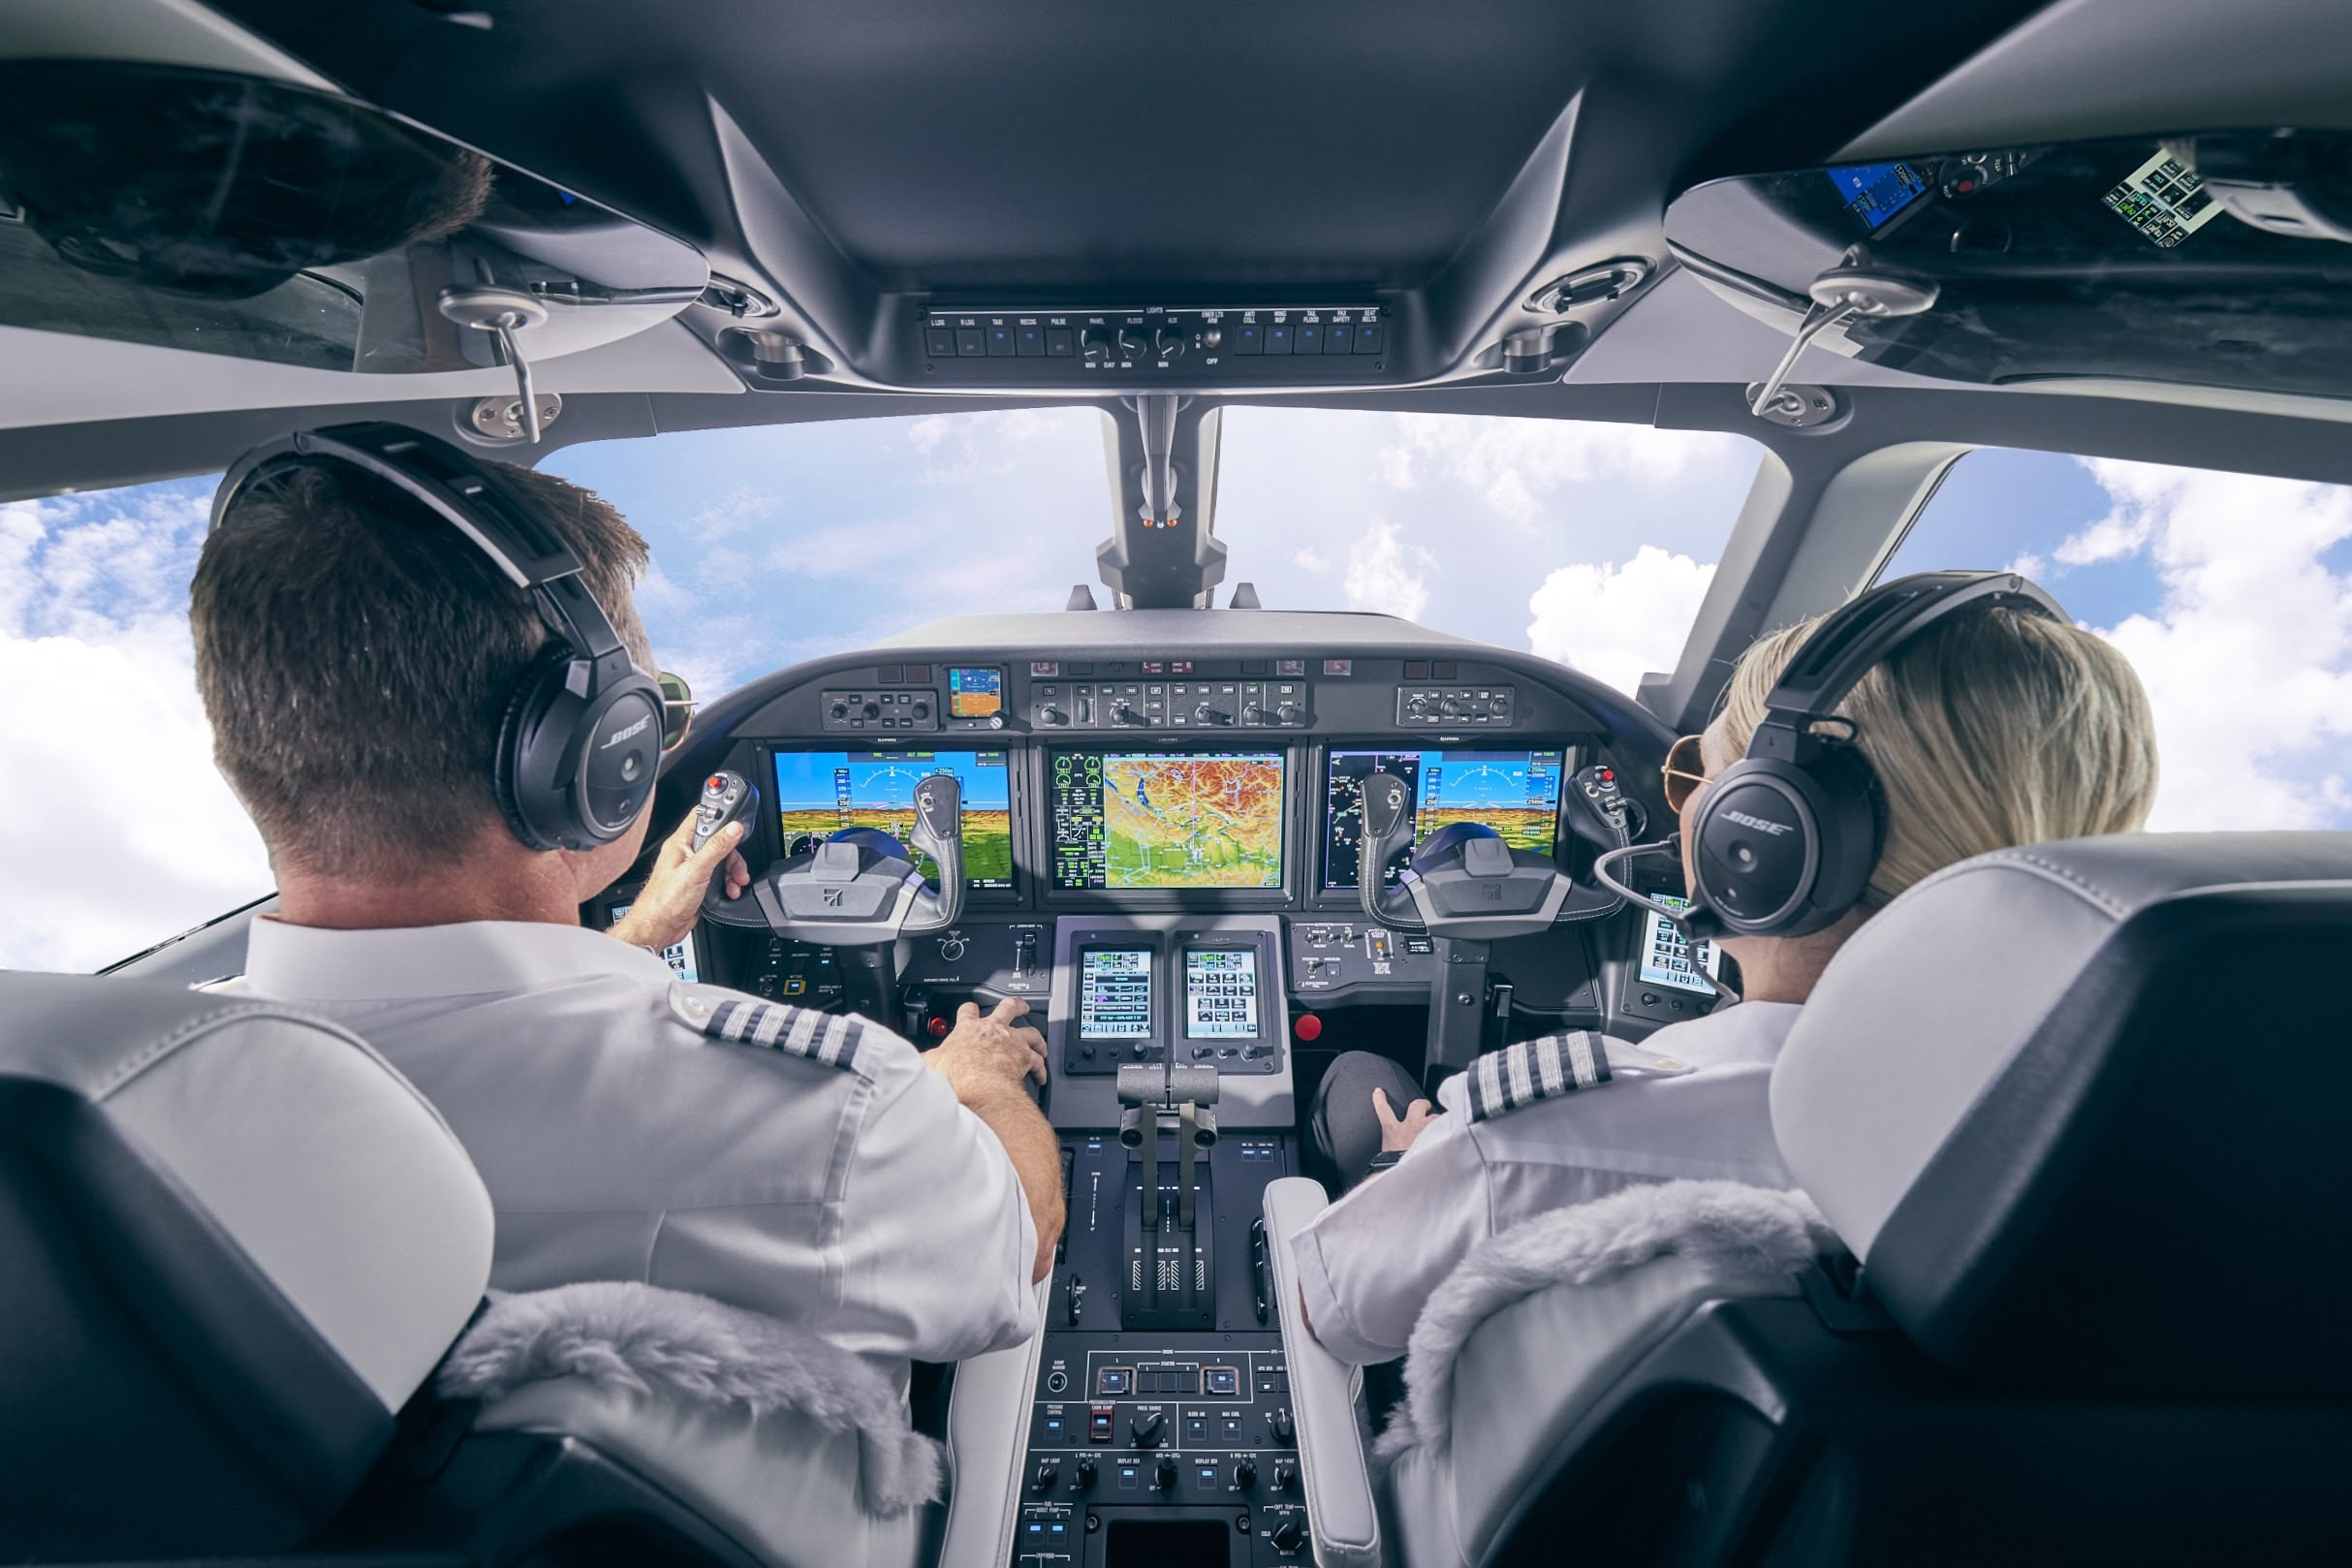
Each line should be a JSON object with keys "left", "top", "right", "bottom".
{"left": 1749, "top": 570, "right": 2067, "bottom": 751}
{"left": 210, "top": 421, "right": 632, "bottom": 674}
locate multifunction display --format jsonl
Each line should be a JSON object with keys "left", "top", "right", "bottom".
{"left": 1640, "top": 897, "right": 1723, "bottom": 994}
{"left": 770, "top": 749, "right": 1016, "bottom": 890}
{"left": 1050, "top": 750, "right": 1287, "bottom": 892}
{"left": 1183, "top": 949, "right": 1260, "bottom": 1040}
{"left": 1078, "top": 948, "right": 1154, "bottom": 1040}
{"left": 1323, "top": 748, "right": 1563, "bottom": 890}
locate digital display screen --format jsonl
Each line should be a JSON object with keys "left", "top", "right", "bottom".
{"left": 947, "top": 666, "right": 1004, "bottom": 720}
{"left": 1050, "top": 750, "right": 1287, "bottom": 891}
{"left": 1184, "top": 949, "right": 1260, "bottom": 1040}
{"left": 1323, "top": 749, "right": 1563, "bottom": 891}
{"left": 771, "top": 749, "right": 1015, "bottom": 890}
{"left": 1640, "top": 896, "right": 1722, "bottom": 995}
{"left": 1079, "top": 948, "right": 1154, "bottom": 1040}
{"left": 608, "top": 903, "right": 699, "bottom": 984}
{"left": 1825, "top": 161, "right": 1932, "bottom": 231}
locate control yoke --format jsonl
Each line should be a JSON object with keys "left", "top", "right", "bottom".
{"left": 1355, "top": 769, "right": 1573, "bottom": 940}
{"left": 708, "top": 771, "right": 965, "bottom": 945}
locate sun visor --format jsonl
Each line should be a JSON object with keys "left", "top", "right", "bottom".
{"left": 1667, "top": 130, "right": 2352, "bottom": 408}
{"left": 0, "top": 60, "right": 707, "bottom": 379}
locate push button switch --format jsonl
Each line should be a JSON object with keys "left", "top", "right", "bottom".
{"left": 925, "top": 327, "right": 957, "bottom": 357}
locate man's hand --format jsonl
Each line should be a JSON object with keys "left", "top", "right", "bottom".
{"left": 926, "top": 997, "right": 1050, "bottom": 1094}
{"left": 1373, "top": 1086, "right": 1438, "bottom": 1154}
{"left": 925, "top": 997, "right": 1061, "bottom": 1281}
{"left": 609, "top": 809, "right": 750, "bottom": 953}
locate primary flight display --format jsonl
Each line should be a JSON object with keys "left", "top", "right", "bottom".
{"left": 1323, "top": 748, "right": 1564, "bottom": 890}
{"left": 770, "top": 748, "right": 1016, "bottom": 889}
{"left": 1051, "top": 750, "right": 1287, "bottom": 891}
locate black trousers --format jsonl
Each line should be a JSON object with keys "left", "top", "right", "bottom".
{"left": 1307, "top": 1050, "right": 1428, "bottom": 1194}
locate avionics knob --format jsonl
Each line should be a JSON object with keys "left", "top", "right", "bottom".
{"left": 1438, "top": 696, "right": 1462, "bottom": 717}
{"left": 862, "top": 702, "right": 882, "bottom": 719}
{"left": 1490, "top": 697, "right": 1509, "bottom": 715}
{"left": 1040, "top": 706, "right": 1066, "bottom": 726}
{"left": 1073, "top": 1455, "right": 1097, "bottom": 1491}
{"left": 1405, "top": 694, "right": 1429, "bottom": 718}
{"left": 1032, "top": 1458, "right": 1060, "bottom": 1492}
{"left": 1153, "top": 1454, "right": 1178, "bottom": 1490}
{"left": 1154, "top": 327, "right": 1187, "bottom": 361}
{"left": 1270, "top": 1518, "right": 1305, "bottom": 1553}
{"left": 1234, "top": 1458, "right": 1258, "bottom": 1490}
{"left": 1271, "top": 1458, "right": 1299, "bottom": 1492}
{"left": 830, "top": 701, "right": 850, "bottom": 720}
{"left": 1241, "top": 702, "right": 1265, "bottom": 725}
{"left": 1269, "top": 1408, "right": 1296, "bottom": 1445}
{"left": 1276, "top": 701, "right": 1301, "bottom": 723}
{"left": 1131, "top": 1409, "right": 1166, "bottom": 1449}
{"left": 1115, "top": 328, "right": 1148, "bottom": 361}
{"left": 1112, "top": 701, "right": 1140, "bottom": 725}
{"left": 1082, "top": 329, "right": 1116, "bottom": 364}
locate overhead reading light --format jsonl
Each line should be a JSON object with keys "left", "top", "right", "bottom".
{"left": 1748, "top": 266, "right": 1939, "bottom": 420}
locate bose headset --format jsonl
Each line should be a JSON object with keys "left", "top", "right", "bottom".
{"left": 1603, "top": 569, "right": 2067, "bottom": 942}
{"left": 210, "top": 422, "right": 668, "bottom": 853}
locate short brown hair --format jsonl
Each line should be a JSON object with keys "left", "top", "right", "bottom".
{"left": 193, "top": 458, "right": 653, "bottom": 876}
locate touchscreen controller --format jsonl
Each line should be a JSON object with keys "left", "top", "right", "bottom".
{"left": 1078, "top": 948, "right": 1154, "bottom": 1040}
{"left": 1639, "top": 896, "right": 1722, "bottom": 994}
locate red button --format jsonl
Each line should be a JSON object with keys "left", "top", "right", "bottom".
{"left": 1294, "top": 1014, "right": 1323, "bottom": 1042}
{"left": 928, "top": 1017, "right": 951, "bottom": 1038}
{"left": 706, "top": 775, "right": 726, "bottom": 789}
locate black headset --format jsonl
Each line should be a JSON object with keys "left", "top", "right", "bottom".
{"left": 210, "top": 422, "right": 667, "bottom": 853}
{"left": 1685, "top": 569, "right": 2067, "bottom": 939}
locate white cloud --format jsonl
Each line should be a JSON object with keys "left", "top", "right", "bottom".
{"left": 909, "top": 407, "right": 1095, "bottom": 486}
{"left": 0, "top": 489, "right": 272, "bottom": 973}
{"left": 1379, "top": 415, "right": 1751, "bottom": 531}
{"left": 1293, "top": 546, "right": 1330, "bottom": 574}
{"left": 1342, "top": 518, "right": 1436, "bottom": 620}
{"left": 2068, "top": 458, "right": 2352, "bottom": 831}
{"left": 1525, "top": 545, "right": 1718, "bottom": 696}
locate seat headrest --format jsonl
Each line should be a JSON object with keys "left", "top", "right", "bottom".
{"left": 0, "top": 972, "right": 493, "bottom": 1557}
{"left": 1772, "top": 832, "right": 2352, "bottom": 1396}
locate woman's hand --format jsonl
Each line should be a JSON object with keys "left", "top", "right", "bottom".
{"left": 1373, "top": 1086, "right": 1439, "bottom": 1153}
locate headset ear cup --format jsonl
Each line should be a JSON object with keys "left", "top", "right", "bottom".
{"left": 493, "top": 647, "right": 573, "bottom": 852}
{"left": 1799, "top": 742, "right": 1886, "bottom": 923}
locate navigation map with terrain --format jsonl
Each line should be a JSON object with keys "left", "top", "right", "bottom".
{"left": 1051, "top": 750, "right": 1286, "bottom": 890}
{"left": 771, "top": 749, "right": 1015, "bottom": 889}
{"left": 1323, "top": 748, "right": 1563, "bottom": 889}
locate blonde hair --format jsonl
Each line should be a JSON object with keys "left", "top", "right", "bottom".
{"left": 1717, "top": 605, "right": 2158, "bottom": 910}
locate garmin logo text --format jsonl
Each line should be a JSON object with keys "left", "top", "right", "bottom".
{"left": 1722, "top": 809, "right": 1794, "bottom": 836}
{"left": 601, "top": 714, "right": 651, "bottom": 749}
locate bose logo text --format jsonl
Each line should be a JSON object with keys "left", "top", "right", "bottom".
{"left": 1722, "top": 809, "right": 1794, "bottom": 836}
{"left": 602, "top": 714, "right": 652, "bottom": 749}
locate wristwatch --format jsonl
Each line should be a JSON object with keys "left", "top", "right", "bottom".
{"left": 1366, "top": 1148, "right": 1406, "bottom": 1174}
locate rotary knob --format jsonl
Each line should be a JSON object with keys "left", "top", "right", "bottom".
{"left": 1113, "top": 701, "right": 1141, "bottom": 725}
{"left": 1271, "top": 1458, "right": 1299, "bottom": 1491}
{"left": 1438, "top": 696, "right": 1462, "bottom": 718}
{"left": 1234, "top": 1457, "right": 1258, "bottom": 1490}
{"left": 1405, "top": 693, "right": 1429, "bottom": 718}
{"left": 1153, "top": 327, "right": 1188, "bottom": 361}
{"left": 1131, "top": 1409, "right": 1166, "bottom": 1449}
{"left": 1039, "top": 705, "right": 1066, "bottom": 726}
{"left": 1082, "top": 329, "right": 1116, "bottom": 364}
{"left": 1115, "top": 328, "right": 1148, "bottom": 361}
{"left": 1073, "top": 1454, "right": 1098, "bottom": 1491}
{"left": 1153, "top": 1454, "right": 1178, "bottom": 1490}
{"left": 1032, "top": 1458, "right": 1060, "bottom": 1492}
{"left": 1270, "top": 1517, "right": 1305, "bottom": 1553}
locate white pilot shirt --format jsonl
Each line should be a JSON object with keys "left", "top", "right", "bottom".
{"left": 231, "top": 918, "right": 1040, "bottom": 1385}
{"left": 1291, "top": 1001, "right": 1803, "bottom": 1367}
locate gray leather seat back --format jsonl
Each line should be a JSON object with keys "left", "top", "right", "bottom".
{"left": 1772, "top": 831, "right": 2352, "bottom": 1396}
{"left": 0, "top": 972, "right": 494, "bottom": 1559}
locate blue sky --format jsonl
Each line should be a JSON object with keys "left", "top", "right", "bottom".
{"left": 8, "top": 409, "right": 2351, "bottom": 971}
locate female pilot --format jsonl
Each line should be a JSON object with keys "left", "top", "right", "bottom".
{"left": 1294, "top": 585, "right": 2159, "bottom": 1367}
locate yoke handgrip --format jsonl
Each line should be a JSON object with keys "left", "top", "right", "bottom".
{"left": 903, "top": 771, "right": 964, "bottom": 933}
{"left": 1356, "top": 770, "right": 1424, "bottom": 932}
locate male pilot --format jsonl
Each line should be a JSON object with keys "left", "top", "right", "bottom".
{"left": 193, "top": 441, "right": 1061, "bottom": 1387}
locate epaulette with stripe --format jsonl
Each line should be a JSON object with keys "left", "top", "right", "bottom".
{"left": 1462, "top": 1030, "right": 1613, "bottom": 1122}
{"left": 669, "top": 985, "right": 877, "bottom": 1076}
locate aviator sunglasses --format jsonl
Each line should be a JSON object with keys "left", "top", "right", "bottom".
{"left": 658, "top": 671, "right": 696, "bottom": 752}
{"left": 1662, "top": 733, "right": 1709, "bottom": 815}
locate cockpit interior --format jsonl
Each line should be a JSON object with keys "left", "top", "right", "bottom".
{"left": 5, "top": 1, "right": 2352, "bottom": 1565}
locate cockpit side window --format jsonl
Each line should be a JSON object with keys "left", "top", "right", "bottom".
{"left": 2, "top": 474, "right": 272, "bottom": 972}
{"left": 1877, "top": 448, "right": 2352, "bottom": 831}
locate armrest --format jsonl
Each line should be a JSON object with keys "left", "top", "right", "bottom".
{"left": 1263, "top": 1177, "right": 1384, "bottom": 1568}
